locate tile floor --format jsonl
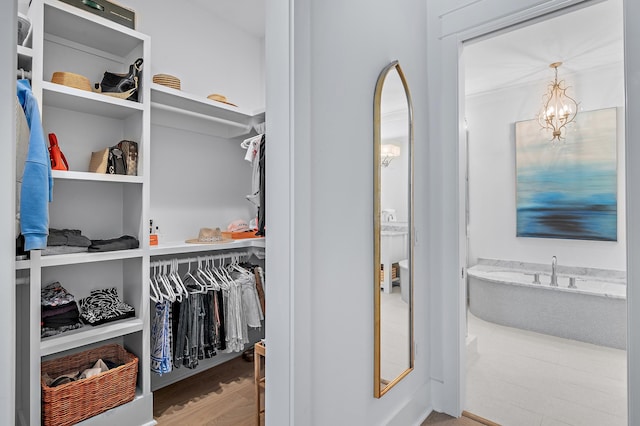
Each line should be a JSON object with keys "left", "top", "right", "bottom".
{"left": 465, "top": 312, "right": 627, "bottom": 426}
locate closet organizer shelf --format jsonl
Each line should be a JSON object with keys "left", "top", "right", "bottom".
{"left": 150, "top": 83, "right": 264, "bottom": 138}
{"left": 17, "top": 45, "right": 33, "bottom": 59}
{"left": 40, "top": 317, "right": 143, "bottom": 357}
{"left": 51, "top": 170, "right": 144, "bottom": 184}
{"left": 150, "top": 238, "right": 265, "bottom": 256}
{"left": 44, "top": 0, "right": 144, "bottom": 56}
{"left": 40, "top": 249, "right": 144, "bottom": 267}
{"left": 41, "top": 81, "right": 144, "bottom": 119}
{"left": 16, "top": 259, "right": 30, "bottom": 271}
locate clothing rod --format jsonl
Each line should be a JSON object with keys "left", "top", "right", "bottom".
{"left": 17, "top": 69, "right": 32, "bottom": 80}
{"left": 150, "top": 102, "right": 252, "bottom": 131}
{"left": 150, "top": 251, "right": 250, "bottom": 267}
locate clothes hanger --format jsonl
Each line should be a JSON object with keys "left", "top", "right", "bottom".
{"left": 183, "top": 259, "right": 206, "bottom": 294}
{"left": 154, "top": 262, "right": 175, "bottom": 303}
{"left": 195, "top": 256, "right": 215, "bottom": 292}
{"left": 203, "top": 256, "right": 221, "bottom": 291}
{"left": 170, "top": 258, "right": 189, "bottom": 298}
{"left": 149, "top": 275, "right": 161, "bottom": 303}
{"left": 162, "top": 261, "right": 182, "bottom": 302}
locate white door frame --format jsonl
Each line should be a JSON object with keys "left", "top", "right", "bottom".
{"left": 435, "top": 0, "right": 637, "bottom": 420}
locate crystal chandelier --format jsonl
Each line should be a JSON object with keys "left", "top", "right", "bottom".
{"left": 538, "top": 62, "right": 579, "bottom": 142}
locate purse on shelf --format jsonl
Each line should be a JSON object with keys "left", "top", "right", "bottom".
{"left": 89, "top": 140, "right": 138, "bottom": 176}
{"left": 48, "top": 133, "right": 68, "bottom": 171}
{"left": 94, "top": 58, "right": 143, "bottom": 102}
{"left": 107, "top": 146, "right": 126, "bottom": 175}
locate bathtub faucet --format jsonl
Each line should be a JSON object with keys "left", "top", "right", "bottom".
{"left": 550, "top": 256, "right": 558, "bottom": 286}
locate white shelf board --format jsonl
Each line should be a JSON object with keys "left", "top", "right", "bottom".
{"left": 17, "top": 45, "right": 33, "bottom": 59}
{"left": 42, "top": 81, "right": 143, "bottom": 118}
{"left": 150, "top": 83, "right": 263, "bottom": 138}
{"left": 44, "top": 0, "right": 146, "bottom": 58}
{"left": 16, "top": 259, "right": 30, "bottom": 270}
{"left": 76, "top": 390, "right": 154, "bottom": 426}
{"left": 150, "top": 238, "right": 265, "bottom": 256}
{"left": 40, "top": 249, "right": 143, "bottom": 267}
{"left": 40, "top": 317, "right": 144, "bottom": 356}
{"left": 52, "top": 170, "right": 144, "bottom": 184}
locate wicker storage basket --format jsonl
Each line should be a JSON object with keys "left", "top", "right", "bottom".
{"left": 41, "top": 344, "right": 138, "bottom": 426}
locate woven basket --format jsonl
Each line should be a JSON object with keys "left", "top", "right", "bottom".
{"left": 51, "top": 72, "right": 92, "bottom": 92}
{"left": 41, "top": 344, "right": 138, "bottom": 426}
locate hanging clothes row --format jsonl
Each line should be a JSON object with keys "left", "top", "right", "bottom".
{"left": 241, "top": 131, "right": 266, "bottom": 236}
{"left": 149, "top": 252, "right": 265, "bottom": 376}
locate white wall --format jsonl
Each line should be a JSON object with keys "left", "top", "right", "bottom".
{"left": 266, "top": 0, "right": 431, "bottom": 424}
{"left": 116, "top": 0, "right": 265, "bottom": 113}
{"left": 467, "top": 64, "right": 626, "bottom": 270}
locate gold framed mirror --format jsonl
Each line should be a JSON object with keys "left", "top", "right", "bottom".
{"left": 374, "top": 61, "right": 414, "bottom": 397}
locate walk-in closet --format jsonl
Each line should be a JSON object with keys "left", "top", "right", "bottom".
{"left": 13, "top": 0, "right": 267, "bottom": 424}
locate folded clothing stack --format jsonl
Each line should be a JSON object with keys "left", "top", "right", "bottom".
{"left": 78, "top": 288, "right": 135, "bottom": 326}
{"left": 43, "top": 228, "right": 92, "bottom": 256}
{"left": 41, "top": 282, "right": 82, "bottom": 338}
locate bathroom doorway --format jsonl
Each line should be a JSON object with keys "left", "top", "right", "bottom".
{"left": 461, "top": 0, "right": 627, "bottom": 424}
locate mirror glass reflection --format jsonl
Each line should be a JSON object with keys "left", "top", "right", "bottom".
{"left": 374, "top": 61, "right": 414, "bottom": 397}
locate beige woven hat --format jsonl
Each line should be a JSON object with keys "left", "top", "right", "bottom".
{"left": 207, "top": 93, "right": 237, "bottom": 107}
{"left": 51, "top": 72, "right": 92, "bottom": 91}
{"left": 153, "top": 74, "right": 181, "bottom": 90}
{"left": 185, "top": 227, "right": 233, "bottom": 244}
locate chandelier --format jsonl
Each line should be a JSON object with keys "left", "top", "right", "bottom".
{"left": 538, "top": 62, "right": 579, "bottom": 142}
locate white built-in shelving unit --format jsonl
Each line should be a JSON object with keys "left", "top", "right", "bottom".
{"left": 16, "top": 0, "right": 266, "bottom": 424}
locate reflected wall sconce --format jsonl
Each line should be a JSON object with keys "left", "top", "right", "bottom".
{"left": 537, "top": 62, "right": 579, "bottom": 142}
{"left": 381, "top": 144, "right": 401, "bottom": 167}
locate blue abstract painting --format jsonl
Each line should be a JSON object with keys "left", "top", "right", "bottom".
{"left": 515, "top": 107, "right": 617, "bottom": 241}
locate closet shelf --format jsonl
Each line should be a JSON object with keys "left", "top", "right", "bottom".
{"left": 150, "top": 83, "right": 264, "bottom": 138}
{"left": 40, "top": 317, "right": 143, "bottom": 357}
{"left": 17, "top": 45, "right": 33, "bottom": 59}
{"left": 40, "top": 249, "right": 144, "bottom": 267}
{"left": 44, "top": 0, "right": 145, "bottom": 57}
{"left": 42, "top": 81, "right": 144, "bottom": 119}
{"left": 52, "top": 170, "right": 144, "bottom": 184}
{"left": 150, "top": 238, "right": 265, "bottom": 256}
{"left": 16, "top": 259, "right": 30, "bottom": 271}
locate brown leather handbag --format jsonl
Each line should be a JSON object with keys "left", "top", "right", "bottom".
{"left": 48, "top": 133, "right": 69, "bottom": 171}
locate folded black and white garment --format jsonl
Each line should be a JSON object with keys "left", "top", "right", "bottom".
{"left": 47, "top": 228, "right": 92, "bottom": 247}
{"left": 78, "top": 287, "right": 135, "bottom": 326}
{"left": 41, "top": 282, "right": 76, "bottom": 308}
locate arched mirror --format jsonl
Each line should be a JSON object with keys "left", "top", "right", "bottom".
{"left": 374, "top": 61, "right": 414, "bottom": 397}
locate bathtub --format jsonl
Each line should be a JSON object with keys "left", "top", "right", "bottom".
{"left": 467, "top": 260, "right": 627, "bottom": 349}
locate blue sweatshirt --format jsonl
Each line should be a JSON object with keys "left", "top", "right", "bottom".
{"left": 17, "top": 79, "right": 52, "bottom": 251}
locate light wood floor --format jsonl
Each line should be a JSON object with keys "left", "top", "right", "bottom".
{"left": 153, "top": 355, "right": 495, "bottom": 426}
{"left": 153, "top": 355, "right": 262, "bottom": 426}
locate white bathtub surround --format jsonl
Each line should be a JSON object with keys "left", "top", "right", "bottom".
{"left": 467, "top": 260, "right": 626, "bottom": 349}
{"left": 466, "top": 312, "right": 627, "bottom": 426}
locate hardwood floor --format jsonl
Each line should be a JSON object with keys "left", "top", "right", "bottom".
{"left": 153, "top": 355, "right": 262, "bottom": 426}
{"left": 153, "top": 354, "right": 495, "bottom": 426}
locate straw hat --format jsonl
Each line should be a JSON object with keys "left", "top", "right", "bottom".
{"left": 207, "top": 93, "right": 237, "bottom": 107}
{"left": 51, "top": 72, "right": 92, "bottom": 92}
{"left": 153, "top": 74, "right": 181, "bottom": 90}
{"left": 185, "top": 227, "right": 233, "bottom": 244}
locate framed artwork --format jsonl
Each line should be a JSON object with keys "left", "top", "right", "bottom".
{"left": 515, "top": 107, "right": 617, "bottom": 241}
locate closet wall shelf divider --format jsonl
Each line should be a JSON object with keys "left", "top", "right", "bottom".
{"left": 40, "top": 318, "right": 144, "bottom": 357}
{"left": 40, "top": 249, "right": 144, "bottom": 267}
{"left": 150, "top": 83, "right": 264, "bottom": 138}
{"left": 41, "top": 81, "right": 144, "bottom": 119}
{"left": 150, "top": 238, "right": 265, "bottom": 256}
{"left": 51, "top": 170, "right": 144, "bottom": 184}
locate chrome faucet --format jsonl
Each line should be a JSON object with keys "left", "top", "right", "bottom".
{"left": 550, "top": 256, "right": 558, "bottom": 286}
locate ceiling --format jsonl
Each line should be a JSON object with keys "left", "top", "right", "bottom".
{"left": 464, "top": 0, "right": 623, "bottom": 96}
